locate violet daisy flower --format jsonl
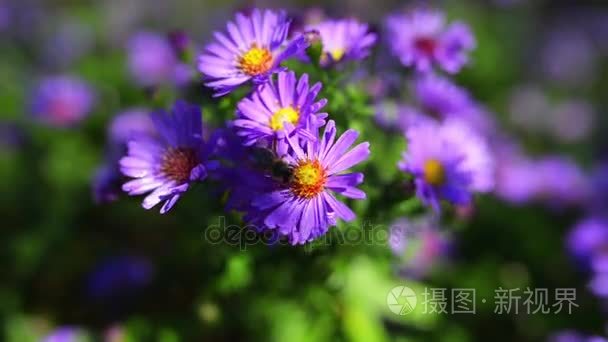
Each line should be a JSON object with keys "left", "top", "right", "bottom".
{"left": 309, "top": 18, "right": 377, "bottom": 66}
{"left": 234, "top": 70, "right": 327, "bottom": 148}
{"left": 399, "top": 119, "right": 494, "bottom": 211}
{"left": 250, "top": 120, "right": 370, "bottom": 244}
{"left": 198, "top": 9, "right": 309, "bottom": 96}
{"left": 385, "top": 9, "right": 475, "bottom": 73}
{"left": 119, "top": 101, "right": 215, "bottom": 213}
{"left": 30, "top": 75, "right": 95, "bottom": 127}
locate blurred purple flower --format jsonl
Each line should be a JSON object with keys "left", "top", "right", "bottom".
{"left": 550, "top": 100, "right": 594, "bottom": 143}
{"left": 168, "top": 29, "right": 191, "bottom": 57}
{"left": 127, "top": 31, "right": 192, "bottom": 87}
{"left": 43, "top": 18, "right": 94, "bottom": 68}
{"left": 108, "top": 108, "right": 155, "bottom": 147}
{"left": 508, "top": 85, "right": 594, "bottom": 142}
{"left": 549, "top": 331, "right": 607, "bottom": 342}
{"left": 42, "top": 327, "right": 86, "bottom": 342}
{"left": 589, "top": 272, "right": 608, "bottom": 298}
{"left": 389, "top": 216, "right": 452, "bottom": 279}
{"left": 31, "top": 76, "right": 95, "bottom": 127}
{"left": 413, "top": 73, "right": 472, "bottom": 118}
{"left": 385, "top": 9, "right": 475, "bottom": 73}
{"left": 508, "top": 85, "right": 551, "bottom": 133}
{"left": 0, "top": 3, "right": 11, "bottom": 32}
{"left": 541, "top": 29, "right": 598, "bottom": 87}
{"left": 494, "top": 148, "right": 540, "bottom": 205}
{"left": 567, "top": 217, "right": 608, "bottom": 266}
{"left": 535, "top": 156, "right": 590, "bottom": 206}
{"left": 399, "top": 119, "right": 494, "bottom": 211}
{"left": 590, "top": 163, "right": 608, "bottom": 213}
{"left": 87, "top": 255, "right": 153, "bottom": 299}
{"left": 308, "top": 18, "right": 377, "bottom": 66}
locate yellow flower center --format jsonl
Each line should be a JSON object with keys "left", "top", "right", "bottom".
{"left": 423, "top": 159, "right": 445, "bottom": 186}
{"left": 269, "top": 106, "right": 299, "bottom": 131}
{"left": 330, "top": 48, "right": 345, "bottom": 61}
{"left": 291, "top": 159, "right": 327, "bottom": 198}
{"left": 238, "top": 44, "right": 273, "bottom": 76}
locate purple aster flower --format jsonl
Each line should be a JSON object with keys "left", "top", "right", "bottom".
{"left": 399, "top": 119, "right": 494, "bottom": 211}
{"left": 234, "top": 71, "right": 327, "bottom": 148}
{"left": 308, "top": 18, "right": 377, "bottom": 66}
{"left": 413, "top": 73, "right": 472, "bottom": 119}
{"left": 247, "top": 120, "right": 370, "bottom": 244}
{"left": 198, "top": 9, "right": 309, "bottom": 96}
{"left": 119, "top": 100, "right": 216, "bottom": 213}
{"left": 127, "top": 31, "right": 193, "bottom": 87}
{"left": 30, "top": 75, "right": 95, "bottom": 127}
{"left": 385, "top": 9, "right": 475, "bottom": 73}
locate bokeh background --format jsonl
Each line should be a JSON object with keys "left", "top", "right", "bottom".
{"left": 1, "top": 0, "right": 608, "bottom": 341}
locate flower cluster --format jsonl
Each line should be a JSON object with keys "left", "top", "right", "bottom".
{"left": 377, "top": 9, "right": 494, "bottom": 212}
{"left": 102, "top": 7, "right": 494, "bottom": 243}
{"left": 112, "top": 9, "right": 376, "bottom": 244}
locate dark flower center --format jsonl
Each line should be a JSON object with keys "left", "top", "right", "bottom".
{"left": 414, "top": 37, "right": 437, "bottom": 56}
{"left": 161, "top": 147, "right": 199, "bottom": 183}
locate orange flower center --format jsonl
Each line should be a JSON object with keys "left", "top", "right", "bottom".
{"left": 238, "top": 44, "right": 273, "bottom": 76}
{"left": 291, "top": 159, "right": 327, "bottom": 198}
{"left": 423, "top": 159, "right": 445, "bottom": 186}
{"left": 269, "top": 106, "right": 299, "bottom": 131}
{"left": 161, "top": 147, "right": 199, "bottom": 182}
